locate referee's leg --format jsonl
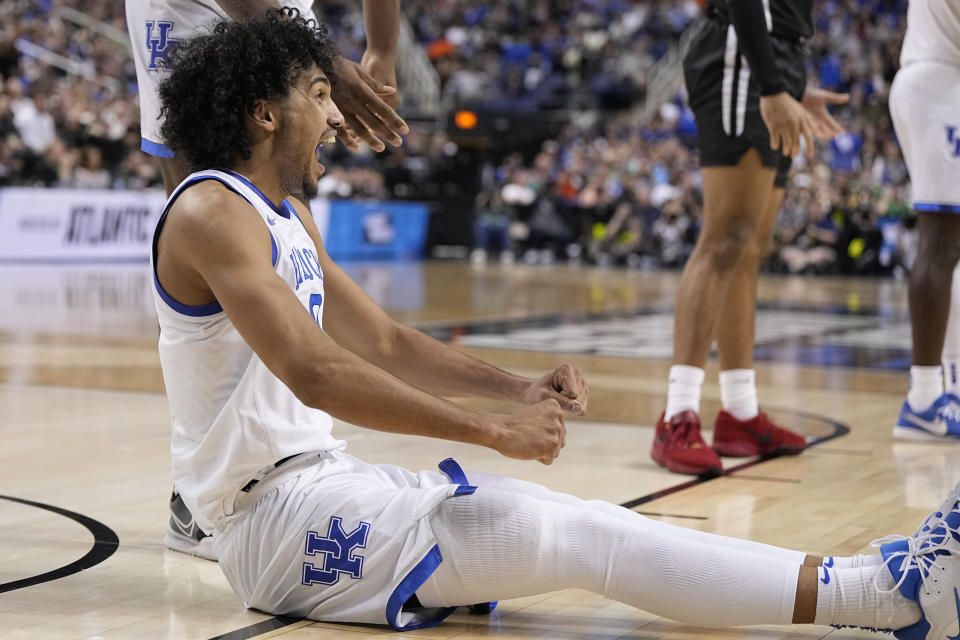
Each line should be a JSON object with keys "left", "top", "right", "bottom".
{"left": 714, "top": 184, "right": 784, "bottom": 370}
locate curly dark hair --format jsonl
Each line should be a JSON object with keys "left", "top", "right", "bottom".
{"left": 158, "top": 8, "right": 340, "bottom": 171}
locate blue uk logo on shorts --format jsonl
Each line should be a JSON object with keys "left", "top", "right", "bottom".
{"left": 947, "top": 126, "right": 960, "bottom": 158}
{"left": 146, "top": 20, "right": 180, "bottom": 70}
{"left": 302, "top": 516, "right": 371, "bottom": 586}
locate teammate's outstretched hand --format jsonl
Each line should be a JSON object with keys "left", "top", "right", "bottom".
{"left": 332, "top": 57, "right": 408, "bottom": 152}
{"left": 361, "top": 51, "right": 399, "bottom": 110}
{"left": 801, "top": 87, "right": 849, "bottom": 140}
{"left": 760, "top": 91, "right": 815, "bottom": 159}
{"left": 523, "top": 364, "right": 588, "bottom": 415}
{"left": 496, "top": 400, "right": 567, "bottom": 465}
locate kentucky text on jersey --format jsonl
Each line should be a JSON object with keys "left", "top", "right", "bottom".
{"left": 290, "top": 247, "right": 325, "bottom": 290}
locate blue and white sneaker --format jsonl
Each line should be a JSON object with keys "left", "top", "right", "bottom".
{"left": 872, "top": 483, "right": 960, "bottom": 639}
{"left": 895, "top": 394, "right": 960, "bottom": 442}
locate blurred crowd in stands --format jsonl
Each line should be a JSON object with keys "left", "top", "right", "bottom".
{"left": 0, "top": 0, "right": 916, "bottom": 275}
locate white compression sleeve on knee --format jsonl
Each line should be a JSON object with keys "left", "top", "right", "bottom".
{"left": 466, "top": 471, "right": 807, "bottom": 565}
{"left": 417, "top": 488, "right": 800, "bottom": 627}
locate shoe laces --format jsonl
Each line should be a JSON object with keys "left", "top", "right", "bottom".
{"left": 869, "top": 486, "right": 960, "bottom": 595}
{"left": 671, "top": 418, "right": 704, "bottom": 449}
{"left": 937, "top": 400, "right": 960, "bottom": 423}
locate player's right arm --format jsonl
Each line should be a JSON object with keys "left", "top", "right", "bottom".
{"left": 158, "top": 184, "right": 566, "bottom": 464}
{"left": 728, "top": 0, "right": 813, "bottom": 158}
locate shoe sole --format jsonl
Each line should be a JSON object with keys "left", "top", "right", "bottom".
{"left": 892, "top": 425, "right": 960, "bottom": 443}
{"left": 713, "top": 442, "right": 807, "bottom": 457}
{"left": 164, "top": 529, "right": 218, "bottom": 562}
{"left": 651, "top": 449, "right": 722, "bottom": 476}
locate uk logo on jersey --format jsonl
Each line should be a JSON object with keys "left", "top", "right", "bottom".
{"left": 301, "top": 516, "right": 370, "bottom": 586}
{"left": 146, "top": 20, "right": 180, "bottom": 70}
{"left": 948, "top": 126, "right": 960, "bottom": 158}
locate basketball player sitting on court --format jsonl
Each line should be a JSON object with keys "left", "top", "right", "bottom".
{"left": 151, "top": 10, "right": 960, "bottom": 637}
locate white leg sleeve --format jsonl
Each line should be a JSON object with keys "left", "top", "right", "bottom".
{"left": 466, "top": 472, "right": 806, "bottom": 564}
{"left": 417, "top": 486, "right": 800, "bottom": 627}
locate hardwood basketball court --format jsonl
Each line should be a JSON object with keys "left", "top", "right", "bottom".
{"left": 0, "top": 262, "right": 948, "bottom": 640}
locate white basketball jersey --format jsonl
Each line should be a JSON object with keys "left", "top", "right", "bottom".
{"left": 127, "top": 0, "right": 318, "bottom": 154}
{"left": 900, "top": 0, "right": 960, "bottom": 68}
{"left": 151, "top": 170, "right": 345, "bottom": 534}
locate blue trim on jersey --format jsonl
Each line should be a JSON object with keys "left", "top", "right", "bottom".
{"left": 438, "top": 458, "right": 478, "bottom": 496}
{"left": 283, "top": 200, "right": 302, "bottom": 222}
{"left": 915, "top": 202, "right": 960, "bottom": 214}
{"left": 153, "top": 270, "right": 224, "bottom": 316}
{"left": 385, "top": 545, "right": 456, "bottom": 631}
{"left": 152, "top": 173, "right": 280, "bottom": 317}
{"left": 224, "top": 170, "right": 289, "bottom": 218}
{"left": 141, "top": 138, "right": 174, "bottom": 158}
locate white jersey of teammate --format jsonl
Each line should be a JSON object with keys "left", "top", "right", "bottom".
{"left": 900, "top": 0, "right": 960, "bottom": 68}
{"left": 151, "top": 169, "right": 344, "bottom": 533}
{"left": 126, "top": 1, "right": 317, "bottom": 158}
{"left": 889, "top": 0, "right": 960, "bottom": 211}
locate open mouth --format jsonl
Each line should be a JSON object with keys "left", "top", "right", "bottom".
{"left": 315, "top": 134, "right": 337, "bottom": 162}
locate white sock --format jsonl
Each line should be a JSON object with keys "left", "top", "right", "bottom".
{"left": 942, "top": 263, "right": 960, "bottom": 395}
{"left": 719, "top": 369, "right": 759, "bottom": 421}
{"left": 823, "top": 554, "right": 884, "bottom": 569}
{"left": 665, "top": 365, "right": 705, "bottom": 421}
{"left": 907, "top": 366, "right": 943, "bottom": 412}
{"left": 814, "top": 565, "right": 921, "bottom": 630}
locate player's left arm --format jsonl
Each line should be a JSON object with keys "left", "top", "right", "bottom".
{"left": 289, "top": 199, "right": 588, "bottom": 415}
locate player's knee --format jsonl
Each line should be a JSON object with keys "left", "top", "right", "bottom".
{"left": 700, "top": 227, "right": 754, "bottom": 272}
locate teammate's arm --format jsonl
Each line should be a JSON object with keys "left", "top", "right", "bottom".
{"left": 289, "top": 199, "right": 588, "bottom": 415}
{"left": 360, "top": 0, "right": 399, "bottom": 109}
{"left": 158, "top": 184, "right": 567, "bottom": 464}
{"left": 728, "top": 0, "right": 813, "bottom": 157}
{"left": 212, "top": 1, "right": 407, "bottom": 152}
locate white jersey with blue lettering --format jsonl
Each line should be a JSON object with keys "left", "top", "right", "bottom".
{"left": 889, "top": 0, "right": 960, "bottom": 211}
{"left": 126, "top": 0, "right": 317, "bottom": 157}
{"left": 151, "top": 169, "right": 345, "bottom": 534}
{"left": 900, "top": 0, "right": 960, "bottom": 68}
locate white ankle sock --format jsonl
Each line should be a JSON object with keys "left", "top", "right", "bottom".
{"left": 908, "top": 366, "right": 943, "bottom": 412}
{"left": 665, "top": 365, "right": 705, "bottom": 421}
{"left": 814, "top": 565, "right": 921, "bottom": 630}
{"left": 823, "top": 554, "right": 884, "bottom": 569}
{"left": 719, "top": 369, "right": 759, "bottom": 421}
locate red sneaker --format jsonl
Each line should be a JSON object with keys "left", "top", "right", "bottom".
{"left": 711, "top": 410, "right": 807, "bottom": 457}
{"left": 650, "top": 411, "right": 723, "bottom": 476}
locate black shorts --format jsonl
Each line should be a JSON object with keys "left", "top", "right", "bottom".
{"left": 683, "top": 17, "right": 807, "bottom": 188}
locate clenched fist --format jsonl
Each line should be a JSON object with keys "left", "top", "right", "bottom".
{"left": 494, "top": 399, "right": 567, "bottom": 465}
{"left": 523, "top": 364, "right": 589, "bottom": 416}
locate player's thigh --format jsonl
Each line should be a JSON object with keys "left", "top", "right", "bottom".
{"left": 891, "top": 62, "right": 960, "bottom": 210}
{"left": 216, "top": 461, "right": 461, "bottom": 626}
{"left": 699, "top": 149, "right": 777, "bottom": 242}
{"left": 749, "top": 186, "right": 786, "bottom": 257}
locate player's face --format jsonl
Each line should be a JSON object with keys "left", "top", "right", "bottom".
{"left": 278, "top": 65, "right": 343, "bottom": 198}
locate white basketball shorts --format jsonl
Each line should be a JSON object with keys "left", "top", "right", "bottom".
{"left": 125, "top": 0, "right": 317, "bottom": 158}
{"left": 214, "top": 451, "right": 480, "bottom": 630}
{"left": 889, "top": 60, "right": 960, "bottom": 212}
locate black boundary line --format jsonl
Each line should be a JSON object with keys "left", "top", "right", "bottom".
{"left": 208, "top": 408, "right": 850, "bottom": 640}
{"left": 0, "top": 494, "right": 119, "bottom": 594}
{"left": 416, "top": 299, "right": 910, "bottom": 344}
{"left": 635, "top": 512, "right": 708, "bottom": 520}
